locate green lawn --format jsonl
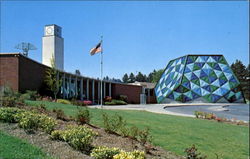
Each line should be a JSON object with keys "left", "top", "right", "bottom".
{"left": 25, "top": 100, "right": 249, "bottom": 159}
{"left": 0, "top": 129, "right": 53, "bottom": 159}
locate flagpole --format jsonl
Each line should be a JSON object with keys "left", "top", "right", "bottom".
{"left": 100, "top": 36, "right": 103, "bottom": 108}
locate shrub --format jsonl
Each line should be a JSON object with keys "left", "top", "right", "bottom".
{"left": 20, "top": 90, "right": 39, "bottom": 101}
{"left": 0, "top": 86, "right": 24, "bottom": 107}
{"left": 17, "top": 112, "right": 40, "bottom": 132}
{"left": 91, "top": 146, "right": 120, "bottom": 159}
{"left": 56, "top": 99, "right": 71, "bottom": 104}
{"left": 0, "top": 107, "right": 26, "bottom": 123}
{"left": 104, "top": 96, "right": 112, "bottom": 102}
{"left": 71, "top": 99, "right": 86, "bottom": 106}
{"left": 51, "top": 130, "right": 63, "bottom": 140}
{"left": 118, "top": 95, "right": 128, "bottom": 102}
{"left": 113, "top": 150, "right": 145, "bottom": 159}
{"left": 39, "top": 114, "right": 57, "bottom": 134}
{"left": 83, "top": 100, "right": 92, "bottom": 105}
{"left": 184, "top": 145, "right": 207, "bottom": 159}
{"left": 51, "top": 125, "right": 98, "bottom": 152}
{"left": 16, "top": 111, "right": 57, "bottom": 134}
{"left": 53, "top": 109, "right": 67, "bottom": 120}
{"left": 102, "top": 113, "right": 126, "bottom": 133}
{"left": 76, "top": 109, "right": 91, "bottom": 124}
{"left": 137, "top": 127, "right": 151, "bottom": 146}
{"left": 105, "top": 100, "right": 127, "bottom": 105}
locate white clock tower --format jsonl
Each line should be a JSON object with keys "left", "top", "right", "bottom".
{"left": 42, "top": 24, "right": 64, "bottom": 70}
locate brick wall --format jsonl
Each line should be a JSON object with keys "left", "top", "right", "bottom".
{"left": 18, "top": 55, "right": 49, "bottom": 93}
{"left": 0, "top": 55, "right": 19, "bottom": 91}
{"left": 112, "top": 83, "right": 142, "bottom": 104}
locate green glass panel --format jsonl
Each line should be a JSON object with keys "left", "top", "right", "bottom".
{"left": 182, "top": 75, "right": 189, "bottom": 83}
{"left": 190, "top": 56, "right": 198, "bottom": 62}
{"left": 175, "top": 94, "right": 183, "bottom": 102}
{"left": 203, "top": 94, "right": 212, "bottom": 102}
{"left": 209, "top": 70, "right": 217, "bottom": 77}
{"left": 210, "top": 85, "right": 219, "bottom": 92}
{"left": 229, "top": 81, "right": 238, "bottom": 88}
{"left": 219, "top": 73, "right": 227, "bottom": 81}
{"left": 193, "top": 64, "right": 200, "bottom": 71}
{"left": 192, "top": 79, "right": 200, "bottom": 86}
{"left": 201, "top": 76, "right": 210, "bottom": 83}
{"left": 218, "top": 56, "right": 227, "bottom": 64}
{"left": 207, "top": 62, "right": 216, "bottom": 68}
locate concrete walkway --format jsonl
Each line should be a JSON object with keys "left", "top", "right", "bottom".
{"left": 88, "top": 103, "right": 243, "bottom": 118}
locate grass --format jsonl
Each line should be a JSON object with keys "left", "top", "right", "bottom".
{"left": 25, "top": 100, "right": 249, "bottom": 159}
{"left": 0, "top": 129, "right": 53, "bottom": 159}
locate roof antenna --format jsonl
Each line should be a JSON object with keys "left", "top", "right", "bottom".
{"left": 15, "top": 42, "right": 37, "bottom": 57}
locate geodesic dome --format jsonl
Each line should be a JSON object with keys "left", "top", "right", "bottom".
{"left": 154, "top": 55, "right": 245, "bottom": 103}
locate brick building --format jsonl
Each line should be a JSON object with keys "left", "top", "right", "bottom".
{"left": 0, "top": 53, "right": 156, "bottom": 104}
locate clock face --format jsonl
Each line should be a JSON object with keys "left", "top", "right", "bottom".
{"left": 46, "top": 27, "right": 53, "bottom": 35}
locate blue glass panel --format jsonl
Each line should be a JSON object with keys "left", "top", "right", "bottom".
{"left": 219, "top": 79, "right": 227, "bottom": 86}
{"left": 202, "top": 85, "right": 211, "bottom": 92}
{"left": 191, "top": 73, "right": 199, "bottom": 80}
{"left": 200, "top": 70, "right": 207, "bottom": 78}
{"left": 167, "top": 92, "right": 175, "bottom": 100}
{"left": 208, "top": 76, "right": 217, "bottom": 83}
{"left": 213, "top": 63, "right": 222, "bottom": 71}
{"left": 182, "top": 82, "right": 191, "bottom": 89}
{"left": 211, "top": 94, "right": 221, "bottom": 102}
{"left": 191, "top": 91, "right": 200, "bottom": 98}
{"left": 201, "top": 56, "right": 209, "bottom": 62}
{"left": 212, "top": 56, "right": 220, "bottom": 62}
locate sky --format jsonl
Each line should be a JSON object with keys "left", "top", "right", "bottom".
{"left": 0, "top": 1, "right": 249, "bottom": 79}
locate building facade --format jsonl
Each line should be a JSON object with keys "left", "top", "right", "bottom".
{"left": 0, "top": 53, "right": 156, "bottom": 104}
{"left": 154, "top": 55, "right": 245, "bottom": 103}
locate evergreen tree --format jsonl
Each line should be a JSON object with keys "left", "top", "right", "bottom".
{"left": 152, "top": 69, "right": 164, "bottom": 83}
{"left": 231, "top": 60, "right": 250, "bottom": 100}
{"left": 75, "top": 69, "right": 81, "bottom": 75}
{"left": 135, "top": 72, "right": 146, "bottom": 82}
{"left": 122, "top": 73, "right": 129, "bottom": 83}
{"left": 147, "top": 72, "right": 154, "bottom": 82}
{"left": 128, "top": 73, "right": 136, "bottom": 83}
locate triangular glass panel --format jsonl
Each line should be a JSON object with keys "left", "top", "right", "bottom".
{"left": 184, "top": 66, "right": 192, "bottom": 73}
{"left": 191, "top": 73, "right": 199, "bottom": 80}
{"left": 214, "top": 70, "right": 222, "bottom": 78}
{"left": 211, "top": 94, "right": 221, "bottom": 102}
{"left": 212, "top": 56, "right": 221, "bottom": 62}
{"left": 201, "top": 88, "right": 210, "bottom": 96}
{"left": 211, "top": 79, "right": 220, "bottom": 87}
{"left": 195, "top": 56, "right": 204, "bottom": 62}
{"left": 182, "top": 82, "right": 191, "bottom": 89}
{"left": 218, "top": 56, "right": 227, "bottom": 64}
{"left": 201, "top": 56, "right": 209, "bottom": 62}
{"left": 190, "top": 82, "right": 200, "bottom": 89}
{"left": 191, "top": 90, "right": 200, "bottom": 98}
{"left": 200, "top": 79, "right": 209, "bottom": 87}
{"left": 207, "top": 56, "right": 216, "bottom": 62}
{"left": 202, "top": 85, "right": 211, "bottom": 92}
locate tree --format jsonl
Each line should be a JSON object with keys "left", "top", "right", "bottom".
{"left": 128, "top": 73, "right": 136, "bottom": 83}
{"left": 135, "top": 72, "right": 146, "bottom": 82}
{"left": 152, "top": 69, "right": 164, "bottom": 83}
{"left": 44, "top": 56, "right": 62, "bottom": 100}
{"left": 231, "top": 60, "right": 250, "bottom": 100}
{"left": 147, "top": 71, "right": 154, "bottom": 82}
{"left": 75, "top": 69, "right": 81, "bottom": 75}
{"left": 103, "top": 76, "right": 110, "bottom": 81}
{"left": 122, "top": 73, "right": 129, "bottom": 83}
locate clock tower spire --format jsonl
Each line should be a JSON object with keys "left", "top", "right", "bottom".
{"left": 42, "top": 24, "right": 64, "bottom": 70}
